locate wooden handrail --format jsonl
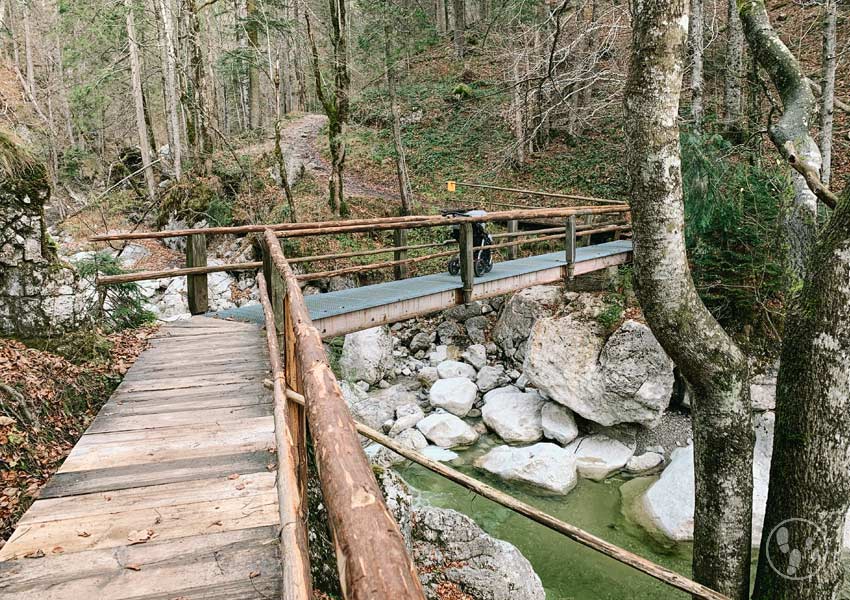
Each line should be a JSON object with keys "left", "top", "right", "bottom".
{"left": 262, "top": 229, "right": 426, "bottom": 600}
{"left": 294, "top": 248, "right": 458, "bottom": 281}
{"left": 256, "top": 272, "right": 313, "bottom": 600}
{"left": 273, "top": 206, "right": 629, "bottom": 239}
{"left": 447, "top": 181, "right": 626, "bottom": 205}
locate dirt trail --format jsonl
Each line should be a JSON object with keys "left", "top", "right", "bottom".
{"left": 244, "top": 113, "right": 407, "bottom": 203}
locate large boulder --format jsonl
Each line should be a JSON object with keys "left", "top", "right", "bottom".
{"left": 339, "top": 326, "right": 394, "bottom": 384}
{"left": 565, "top": 433, "right": 635, "bottom": 480}
{"left": 476, "top": 365, "right": 507, "bottom": 393}
{"left": 437, "top": 360, "right": 477, "bottom": 380}
{"left": 474, "top": 443, "right": 578, "bottom": 495}
{"left": 388, "top": 403, "right": 426, "bottom": 436}
{"left": 429, "top": 377, "right": 478, "bottom": 417}
{"left": 597, "top": 320, "right": 675, "bottom": 427}
{"left": 380, "top": 470, "right": 545, "bottom": 600}
{"left": 481, "top": 390, "right": 545, "bottom": 443}
{"left": 626, "top": 412, "right": 834, "bottom": 546}
{"left": 524, "top": 318, "right": 674, "bottom": 428}
{"left": 416, "top": 413, "right": 479, "bottom": 448}
{"left": 493, "top": 285, "right": 564, "bottom": 363}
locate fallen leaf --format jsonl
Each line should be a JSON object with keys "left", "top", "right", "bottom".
{"left": 227, "top": 473, "right": 240, "bottom": 480}
{"left": 0, "top": 416, "right": 14, "bottom": 426}
{"left": 266, "top": 463, "right": 276, "bottom": 471}
{"left": 209, "top": 520, "right": 223, "bottom": 527}
{"left": 235, "top": 483, "right": 245, "bottom": 490}
{"left": 248, "top": 570, "right": 260, "bottom": 579}
{"left": 125, "top": 563, "right": 142, "bottom": 571}
{"left": 262, "top": 378, "right": 273, "bottom": 390}
{"left": 51, "top": 546, "right": 64, "bottom": 554}
{"left": 127, "top": 529, "right": 156, "bottom": 544}
{"left": 24, "top": 549, "right": 45, "bottom": 559}
{"left": 77, "top": 530, "right": 91, "bottom": 538}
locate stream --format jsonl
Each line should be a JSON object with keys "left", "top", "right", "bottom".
{"left": 397, "top": 434, "right": 755, "bottom": 600}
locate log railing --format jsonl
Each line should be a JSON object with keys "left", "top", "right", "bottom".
{"left": 260, "top": 229, "right": 427, "bottom": 600}
{"left": 93, "top": 206, "right": 632, "bottom": 309}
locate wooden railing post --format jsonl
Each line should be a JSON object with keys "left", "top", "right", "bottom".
{"left": 506, "top": 219, "right": 518, "bottom": 259}
{"left": 458, "top": 221, "right": 474, "bottom": 303}
{"left": 564, "top": 215, "right": 577, "bottom": 281}
{"left": 393, "top": 228, "right": 409, "bottom": 280}
{"left": 186, "top": 233, "right": 208, "bottom": 314}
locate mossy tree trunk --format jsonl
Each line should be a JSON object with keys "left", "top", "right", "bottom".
{"left": 305, "top": 0, "right": 350, "bottom": 216}
{"left": 624, "top": 2, "right": 754, "bottom": 598}
{"left": 749, "top": 191, "right": 850, "bottom": 599}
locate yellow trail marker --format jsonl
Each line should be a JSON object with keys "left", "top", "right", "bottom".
{"left": 446, "top": 181, "right": 456, "bottom": 192}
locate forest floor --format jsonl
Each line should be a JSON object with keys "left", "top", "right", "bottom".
{"left": 0, "top": 326, "right": 159, "bottom": 545}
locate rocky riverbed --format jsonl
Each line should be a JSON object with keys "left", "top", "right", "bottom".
{"left": 327, "top": 282, "right": 850, "bottom": 598}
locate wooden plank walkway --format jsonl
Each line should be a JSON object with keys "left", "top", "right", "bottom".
{"left": 0, "top": 317, "right": 282, "bottom": 600}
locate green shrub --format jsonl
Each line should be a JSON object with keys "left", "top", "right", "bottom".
{"left": 682, "top": 133, "right": 790, "bottom": 343}
{"left": 75, "top": 253, "right": 156, "bottom": 331}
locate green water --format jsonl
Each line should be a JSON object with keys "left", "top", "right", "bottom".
{"left": 398, "top": 436, "right": 698, "bottom": 600}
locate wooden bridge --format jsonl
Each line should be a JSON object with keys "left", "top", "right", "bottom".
{"left": 0, "top": 207, "right": 731, "bottom": 600}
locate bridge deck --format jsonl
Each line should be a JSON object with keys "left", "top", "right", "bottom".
{"left": 0, "top": 317, "right": 282, "bottom": 600}
{"left": 218, "top": 239, "right": 632, "bottom": 336}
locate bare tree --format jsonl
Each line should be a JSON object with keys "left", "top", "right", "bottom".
{"left": 724, "top": 0, "right": 744, "bottom": 138}
{"left": 158, "top": 0, "right": 183, "bottom": 180}
{"left": 125, "top": 0, "right": 157, "bottom": 202}
{"left": 688, "top": 0, "right": 704, "bottom": 132}
{"left": 305, "top": 0, "right": 350, "bottom": 216}
{"left": 820, "top": 0, "right": 836, "bottom": 187}
{"left": 452, "top": 0, "right": 465, "bottom": 58}
{"left": 625, "top": 1, "right": 754, "bottom": 599}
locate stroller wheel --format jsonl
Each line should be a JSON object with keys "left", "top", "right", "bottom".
{"left": 474, "top": 259, "right": 488, "bottom": 277}
{"left": 484, "top": 260, "right": 494, "bottom": 273}
{"left": 448, "top": 257, "right": 460, "bottom": 276}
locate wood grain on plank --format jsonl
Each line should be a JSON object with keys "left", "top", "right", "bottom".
{"left": 0, "top": 526, "right": 280, "bottom": 600}
{"left": 87, "top": 404, "right": 272, "bottom": 434}
{"left": 39, "top": 451, "right": 274, "bottom": 498}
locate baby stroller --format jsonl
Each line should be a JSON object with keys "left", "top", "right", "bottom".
{"left": 442, "top": 209, "right": 494, "bottom": 277}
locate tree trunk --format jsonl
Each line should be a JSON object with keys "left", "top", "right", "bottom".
{"left": 624, "top": 2, "right": 754, "bottom": 599}
{"left": 820, "top": 0, "right": 836, "bottom": 187}
{"left": 724, "top": 0, "right": 744, "bottom": 139}
{"left": 452, "top": 0, "right": 465, "bottom": 59}
{"left": 436, "top": 0, "right": 447, "bottom": 34}
{"left": 580, "top": 0, "right": 600, "bottom": 113}
{"left": 184, "top": 0, "right": 213, "bottom": 175}
{"left": 22, "top": 1, "right": 36, "bottom": 100}
{"left": 273, "top": 63, "right": 296, "bottom": 222}
{"left": 126, "top": 0, "right": 158, "bottom": 203}
{"left": 750, "top": 197, "right": 850, "bottom": 600}
{"left": 688, "top": 0, "right": 704, "bottom": 132}
{"left": 385, "top": 23, "right": 413, "bottom": 279}
{"left": 158, "top": 0, "right": 183, "bottom": 179}
{"left": 246, "top": 0, "right": 261, "bottom": 129}
{"left": 512, "top": 56, "right": 525, "bottom": 166}
{"left": 739, "top": 0, "right": 824, "bottom": 280}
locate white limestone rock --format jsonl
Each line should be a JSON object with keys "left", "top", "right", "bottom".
{"left": 389, "top": 403, "right": 426, "bottom": 436}
{"left": 474, "top": 443, "right": 578, "bottom": 495}
{"left": 341, "top": 381, "right": 417, "bottom": 430}
{"left": 461, "top": 344, "right": 488, "bottom": 370}
{"left": 436, "top": 360, "right": 477, "bottom": 380}
{"left": 481, "top": 390, "right": 545, "bottom": 444}
{"left": 378, "top": 470, "right": 545, "bottom": 600}
{"left": 476, "top": 365, "right": 507, "bottom": 393}
{"left": 524, "top": 318, "right": 674, "bottom": 428}
{"left": 339, "top": 326, "right": 394, "bottom": 384}
{"left": 416, "top": 413, "right": 480, "bottom": 448}
{"left": 420, "top": 445, "right": 460, "bottom": 462}
{"left": 625, "top": 452, "right": 664, "bottom": 474}
{"left": 493, "top": 285, "right": 564, "bottom": 363}
{"left": 541, "top": 403, "right": 579, "bottom": 445}
{"left": 565, "top": 433, "right": 636, "bottom": 480}
{"left": 429, "top": 377, "right": 478, "bottom": 417}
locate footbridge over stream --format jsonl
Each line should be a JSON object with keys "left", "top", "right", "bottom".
{"left": 0, "top": 207, "right": 731, "bottom": 600}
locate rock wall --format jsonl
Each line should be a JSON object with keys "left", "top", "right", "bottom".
{"left": 0, "top": 136, "right": 87, "bottom": 337}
